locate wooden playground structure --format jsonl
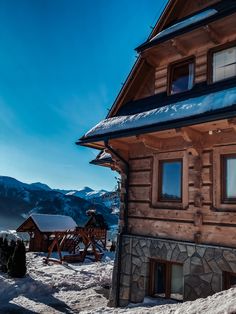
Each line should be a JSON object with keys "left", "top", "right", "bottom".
{"left": 45, "top": 227, "right": 107, "bottom": 264}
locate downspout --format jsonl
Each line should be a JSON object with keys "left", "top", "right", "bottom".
{"left": 104, "top": 140, "right": 129, "bottom": 307}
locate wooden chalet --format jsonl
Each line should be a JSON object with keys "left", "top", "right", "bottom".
{"left": 17, "top": 214, "right": 77, "bottom": 252}
{"left": 77, "top": 0, "right": 236, "bottom": 307}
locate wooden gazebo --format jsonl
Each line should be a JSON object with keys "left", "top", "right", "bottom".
{"left": 17, "top": 214, "right": 77, "bottom": 252}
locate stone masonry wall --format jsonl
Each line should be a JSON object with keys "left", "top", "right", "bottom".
{"left": 109, "top": 234, "right": 236, "bottom": 307}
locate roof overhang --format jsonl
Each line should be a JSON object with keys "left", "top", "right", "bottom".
{"left": 77, "top": 86, "right": 236, "bottom": 149}
{"left": 136, "top": 2, "right": 236, "bottom": 53}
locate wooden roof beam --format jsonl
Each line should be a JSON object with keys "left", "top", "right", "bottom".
{"left": 203, "top": 25, "right": 221, "bottom": 45}
{"left": 227, "top": 118, "right": 236, "bottom": 132}
{"left": 136, "top": 134, "right": 163, "bottom": 151}
{"left": 176, "top": 127, "right": 202, "bottom": 143}
{"left": 171, "top": 39, "right": 188, "bottom": 56}
{"left": 176, "top": 127, "right": 203, "bottom": 156}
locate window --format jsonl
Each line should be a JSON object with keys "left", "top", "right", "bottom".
{"left": 150, "top": 260, "right": 183, "bottom": 301}
{"left": 224, "top": 272, "right": 236, "bottom": 290}
{"left": 169, "top": 59, "right": 194, "bottom": 95}
{"left": 152, "top": 151, "right": 188, "bottom": 209}
{"left": 213, "top": 146, "right": 236, "bottom": 211}
{"left": 212, "top": 46, "right": 236, "bottom": 83}
{"left": 159, "top": 160, "right": 182, "bottom": 202}
{"left": 221, "top": 155, "right": 236, "bottom": 203}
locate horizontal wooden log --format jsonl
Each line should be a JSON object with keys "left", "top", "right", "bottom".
{"left": 155, "top": 87, "right": 166, "bottom": 93}
{"left": 130, "top": 157, "right": 152, "bottom": 171}
{"left": 155, "top": 80, "right": 167, "bottom": 88}
{"left": 128, "top": 202, "right": 194, "bottom": 221}
{"left": 202, "top": 185, "right": 212, "bottom": 203}
{"left": 129, "top": 186, "right": 150, "bottom": 202}
{"left": 195, "top": 74, "right": 207, "bottom": 83}
{"left": 129, "top": 171, "right": 151, "bottom": 186}
{"left": 128, "top": 202, "right": 236, "bottom": 225}
{"left": 202, "top": 167, "right": 212, "bottom": 184}
{"left": 203, "top": 211, "right": 236, "bottom": 225}
{"left": 200, "top": 225, "right": 236, "bottom": 247}
{"left": 202, "top": 151, "right": 212, "bottom": 166}
{"left": 128, "top": 217, "right": 236, "bottom": 247}
{"left": 128, "top": 218, "right": 196, "bottom": 241}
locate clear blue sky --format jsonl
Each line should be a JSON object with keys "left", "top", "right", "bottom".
{"left": 0, "top": 0, "right": 167, "bottom": 191}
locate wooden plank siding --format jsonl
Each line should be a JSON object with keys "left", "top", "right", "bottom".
{"left": 127, "top": 148, "right": 236, "bottom": 248}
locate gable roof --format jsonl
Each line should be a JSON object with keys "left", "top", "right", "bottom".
{"left": 107, "top": 0, "right": 222, "bottom": 117}
{"left": 136, "top": 1, "right": 236, "bottom": 52}
{"left": 17, "top": 214, "right": 77, "bottom": 233}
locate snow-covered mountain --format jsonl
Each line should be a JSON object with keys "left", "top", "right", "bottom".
{"left": 55, "top": 186, "right": 120, "bottom": 212}
{"left": 66, "top": 186, "right": 107, "bottom": 199}
{"left": 0, "top": 176, "right": 118, "bottom": 230}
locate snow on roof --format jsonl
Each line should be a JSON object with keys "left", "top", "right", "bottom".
{"left": 150, "top": 9, "right": 217, "bottom": 42}
{"left": 98, "top": 151, "right": 112, "bottom": 160}
{"left": 30, "top": 214, "right": 77, "bottom": 232}
{"left": 84, "top": 86, "right": 236, "bottom": 139}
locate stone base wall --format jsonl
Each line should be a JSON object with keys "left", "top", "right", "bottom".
{"left": 109, "top": 234, "right": 236, "bottom": 307}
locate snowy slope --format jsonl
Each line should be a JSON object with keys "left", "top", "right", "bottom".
{"left": 0, "top": 252, "right": 236, "bottom": 313}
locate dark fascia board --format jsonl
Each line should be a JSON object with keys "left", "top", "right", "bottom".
{"left": 77, "top": 106, "right": 236, "bottom": 146}
{"left": 136, "top": 3, "right": 236, "bottom": 53}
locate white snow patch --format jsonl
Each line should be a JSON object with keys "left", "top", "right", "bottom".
{"left": 29, "top": 214, "right": 77, "bottom": 232}
{"left": 1, "top": 252, "right": 236, "bottom": 313}
{"left": 84, "top": 86, "right": 236, "bottom": 139}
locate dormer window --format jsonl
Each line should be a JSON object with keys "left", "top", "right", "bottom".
{"left": 169, "top": 58, "right": 194, "bottom": 95}
{"left": 212, "top": 46, "right": 236, "bottom": 83}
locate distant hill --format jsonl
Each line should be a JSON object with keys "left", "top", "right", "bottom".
{"left": 0, "top": 176, "right": 118, "bottom": 230}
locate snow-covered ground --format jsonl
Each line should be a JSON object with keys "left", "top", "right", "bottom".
{"left": 0, "top": 252, "right": 236, "bottom": 313}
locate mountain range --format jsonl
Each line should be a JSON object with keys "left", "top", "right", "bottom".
{"left": 0, "top": 176, "right": 119, "bottom": 230}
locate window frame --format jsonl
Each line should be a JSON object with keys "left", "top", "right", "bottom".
{"left": 149, "top": 259, "right": 184, "bottom": 300}
{"left": 158, "top": 159, "right": 183, "bottom": 203}
{"left": 167, "top": 56, "right": 195, "bottom": 96}
{"left": 208, "top": 41, "right": 236, "bottom": 84}
{"left": 213, "top": 146, "right": 236, "bottom": 211}
{"left": 221, "top": 154, "right": 236, "bottom": 204}
{"left": 152, "top": 151, "right": 189, "bottom": 209}
{"left": 223, "top": 271, "right": 236, "bottom": 290}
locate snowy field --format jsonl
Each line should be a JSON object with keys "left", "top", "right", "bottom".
{"left": 0, "top": 252, "right": 236, "bottom": 313}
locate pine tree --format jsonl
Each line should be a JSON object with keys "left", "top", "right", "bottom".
{"left": 1, "top": 238, "right": 9, "bottom": 273}
{"left": 8, "top": 240, "right": 26, "bottom": 278}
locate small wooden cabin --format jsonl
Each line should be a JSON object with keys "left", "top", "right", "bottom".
{"left": 17, "top": 214, "right": 77, "bottom": 252}
{"left": 78, "top": 0, "right": 236, "bottom": 307}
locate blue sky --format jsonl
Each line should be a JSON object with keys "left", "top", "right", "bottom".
{"left": 0, "top": 0, "right": 167, "bottom": 190}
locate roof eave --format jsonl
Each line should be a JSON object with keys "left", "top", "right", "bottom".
{"left": 77, "top": 107, "right": 236, "bottom": 147}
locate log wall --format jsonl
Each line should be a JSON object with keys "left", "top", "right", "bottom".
{"left": 126, "top": 145, "right": 236, "bottom": 248}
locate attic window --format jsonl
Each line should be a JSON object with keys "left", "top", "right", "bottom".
{"left": 169, "top": 59, "right": 194, "bottom": 95}
{"left": 212, "top": 46, "right": 236, "bottom": 83}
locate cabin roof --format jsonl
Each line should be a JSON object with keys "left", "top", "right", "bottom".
{"left": 78, "top": 86, "right": 236, "bottom": 145}
{"left": 17, "top": 214, "right": 77, "bottom": 233}
{"left": 90, "top": 150, "right": 113, "bottom": 166}
{"left": 136, "top": 1, "right": 236, "bottom": 52}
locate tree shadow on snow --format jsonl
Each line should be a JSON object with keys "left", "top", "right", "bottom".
{"left": 0, "top": 273, "right": 74, "bottom": 314}
{"left": 0, "top": 303, "right": 38, "bottom": 314}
